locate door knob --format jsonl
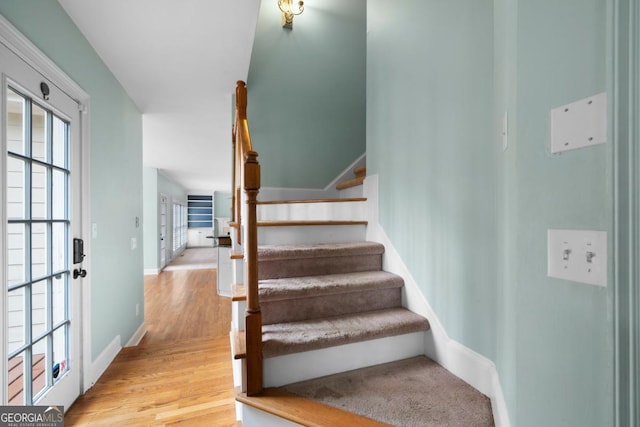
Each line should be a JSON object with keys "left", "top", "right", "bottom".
{"left": 73, "top": 268, "right": 87, "bottom": 279}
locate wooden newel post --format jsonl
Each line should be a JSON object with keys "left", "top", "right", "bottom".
{"left": 236, "top": 80, "right": 247, "bottom": 120}
{"left": 244, "top": 150, "right": 262, "bottom": 396}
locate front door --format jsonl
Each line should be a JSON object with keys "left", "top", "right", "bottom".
{"left": 2, "top": 41, "right": 83, "bottom": 409}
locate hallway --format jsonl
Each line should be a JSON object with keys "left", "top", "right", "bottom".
{"left": 65, "top": 268, "right": 236, "bottom": 426}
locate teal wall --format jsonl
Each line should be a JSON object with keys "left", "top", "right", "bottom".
{"left": 368, "top": 0, "right": 612, "bottom": 425}
{"left": 142, "top": 167, "right": 158, "bottom": 270}
{"left": 512, "top": 1, "right": 610, "bottom": 426}
{"left": 143, "top": 167, "right": 188, "bottom": 270}
{"left": 0, "top": 3, "right": 144, "bottom": 358}
{"left": 247, "top": 0, "right": 366, "bottom": 188}
{"left": 214, "top": 191, "right": 232, "bottom": 218}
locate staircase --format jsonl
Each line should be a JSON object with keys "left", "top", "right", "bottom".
{"left": 231, "top": 198, "right": 432, "bottom": 423}
{"left": 229, "top": 81, "right": 494, "bottom": 426}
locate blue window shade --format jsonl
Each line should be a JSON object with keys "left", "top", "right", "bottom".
{"left": 188, "top": 194, "right": 213, "bottom": 228}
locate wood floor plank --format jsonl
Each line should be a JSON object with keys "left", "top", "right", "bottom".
{"left": 65, "top": 268, "right": 236, "bottom": 426}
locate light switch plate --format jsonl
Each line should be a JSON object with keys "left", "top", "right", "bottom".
{"left": 550, "top": 92, "right": 607, "bottom": 153}
{"left": 547, "top": 229, "right": 607, "bottom": 286}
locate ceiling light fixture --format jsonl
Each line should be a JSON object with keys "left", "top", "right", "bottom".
{"left": 278, "top": 0, "right": 304, "bottom": 29}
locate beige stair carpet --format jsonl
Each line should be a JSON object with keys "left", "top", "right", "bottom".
{"left": 282, "top": 356, "right": 494, "bottom": 427}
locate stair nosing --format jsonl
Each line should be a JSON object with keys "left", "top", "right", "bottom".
{"left": 258, "top": 241, "right": 384, "bottom": 261}
{"left": 257, "top": 197, "right": 367, "bottom": 205}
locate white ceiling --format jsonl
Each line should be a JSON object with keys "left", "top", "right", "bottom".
{"left": 58, "top": 0, "right": 261, "bottom": 193}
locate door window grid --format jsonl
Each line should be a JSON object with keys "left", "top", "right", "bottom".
{"left": 6, "top": 87, "right": 71, "bottom": 405}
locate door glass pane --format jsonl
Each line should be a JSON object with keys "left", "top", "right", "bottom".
{"left": 31, "top": 339, "right": 48, "bottom": 399}
{"left": 52, "top": 115, "right": 66, "bottom": 168}
{"left": 32, "top": 163, "right": 48, "bottom": 220}
{"left": 31, "top": 280, "right": 48, "bottom": 339}
{"left": 31, "top": 223, "right": 48, "bottom": 281}
{"left": 52, "top": 275, "right": 66, "bottom": 326}
{"left": 52, "top": 327, "right": 67, "bottom": 381}
{"left": 7, "top": 156, "right": 25, "bottom": 219}
{"left": 31, "top": 103, "right": 47, "bottom": 162}
{"left": 7, "top": 288, "right": 25, "bottom": 353}
{"left": 7, "top": 223, "right": 26, "bottom": 286}
{"left": 8, "top": 351, "right": 26, "bottom": 405}
{"left": 52, "top": 222, "right": 66, "bottom": 274}
{"left": 52, "top": 169, "right": 66, "bottom": 219}
{"left": 6, "top": 88, "right": 25, "bottom": 155}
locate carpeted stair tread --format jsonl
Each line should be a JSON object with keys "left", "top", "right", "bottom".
{"left": 262, "top": 308, "right": 430, "bottom": 358}
{"left": 259, "top": 271, "right": 404, "bottom": 302}
{"left": 281, "top": 356, "right": 494, "bottom": 427}
{"left": 258, "top": 241, "right": 384, "bottom": 261}
{"left": 258, "top": 241, "right": 385, "bottom": 280}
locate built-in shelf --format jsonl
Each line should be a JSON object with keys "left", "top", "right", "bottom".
{"left": 188, "top": 194, "right": 213, "bottom": 228}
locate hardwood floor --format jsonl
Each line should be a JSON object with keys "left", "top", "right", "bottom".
{"left": 65, "top": 268, "right": 236, "bottom": 426}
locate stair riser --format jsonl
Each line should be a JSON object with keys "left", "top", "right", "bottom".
{"left": 258, "top": 224, "right": 366, "bottom": 245}
{"left": 263, "top": 331, "right": 427, "bottom": 387}
{"left": 257, "top": 201, "right": 366, "bottom": 222}
{"left": 258, "top": 254, "right": 382, "bottom": 279}
{"left": 261, "top": 288, "right": 401, "bottom": 325}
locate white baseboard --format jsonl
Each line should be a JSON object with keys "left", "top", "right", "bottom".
{"left": 88, "top": 335, "right": 121, "bottom": 388}
{"left": 144, "top": 268, "right": 159, "bottom": 275}
{"left": 125, "top": 322, "right": 147, "bottom": 347}
{"left": 364, "top": 174, "right": 511, "bottom": 427}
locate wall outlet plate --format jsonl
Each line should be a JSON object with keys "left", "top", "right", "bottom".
{"left": 547, "top": 229, "right": 607, "bottom": 287}
{"left": 550, "top": 92, "right": 607, "bottom": 153}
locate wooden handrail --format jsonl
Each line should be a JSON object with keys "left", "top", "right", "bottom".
{"left": 232, "top": 80, "right": 263, "bottom": 396}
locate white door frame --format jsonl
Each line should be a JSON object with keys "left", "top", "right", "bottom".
{"left": 159, "top": 193, "right": 168, "bottom": 270}
{"left": 612, "top": 0, "right": 640, "bottom": 424}
{"left": 0, "top": 15, "right": 93, "bottom": 398}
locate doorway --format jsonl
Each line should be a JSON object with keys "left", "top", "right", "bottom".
{"left": 2, "top": 41, "right": 84, "bottom": 409}
{"left": 159, "top": 193, "right": 168, "bottom": 270}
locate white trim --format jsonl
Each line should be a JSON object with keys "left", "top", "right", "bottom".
{"left": 364, "top": 174, "right": 511, "bottom": 427}
{"left": 144, "top": 268, "right": 160, "bottom": 275}
{"left": 0, "top": 14, "right": 93, "bottom": 399}
{"left": 125, "top": 322, "right": 147, "bottom": 347}
{"left": 79, "top": 98, "right": 92, "bottom": 395}
{"left": 88, "top": 335, "right": 121, "bottom": 388}
{"left": 0, "top": 15, "right": 89, "bottom": 105}
{"left": 0, "top": 45, "right": 7, "bottom": 408}
{"left": 322, "top": 152, "right": 366, "bottom": 191}
{"left": 612, "top": 0, "right": 640, "bottom": 423}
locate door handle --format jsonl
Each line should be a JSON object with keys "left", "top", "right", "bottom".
{"left": 73, "top": 268, "right": 87, "bottom": 279}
